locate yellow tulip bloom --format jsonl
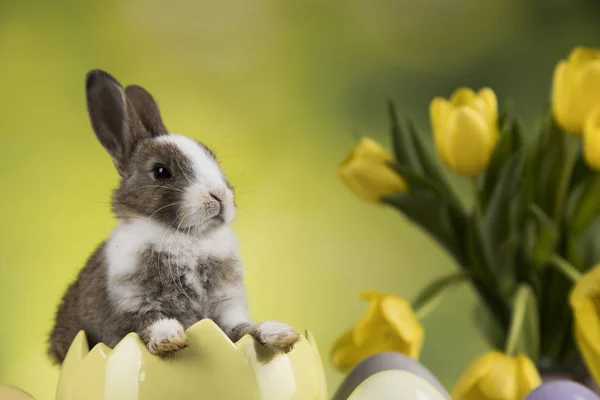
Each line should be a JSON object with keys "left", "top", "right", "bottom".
{"left": 430, "top": 87, "right": 499, "bottom": 176}
{"left": 452, "top": 351, "right": 541, "bottom": 400}
{"left": 569, "top": 264, "right": 600, "bottom": 384}
{"left": 338, "top": 138, "right": 407, "bottom": 203}
{"left": 584, "top": 106, "right": 600, "bottom": 170}
{"left": 330, "top": 291, "right": 424, "bottom": 372}
{"left": 552, "top": 46, "right": 600, "bottom": 135}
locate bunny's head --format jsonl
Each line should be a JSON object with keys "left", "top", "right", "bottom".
{"left": 86, "top": 70, "right": 235, "bottom": 233}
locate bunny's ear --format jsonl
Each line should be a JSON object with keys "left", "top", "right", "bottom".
{"left": 125, "top": 85, "right": 168, "bottom": 138}
{"left": 85, "top": 69, "right": 138, "bottom": 176}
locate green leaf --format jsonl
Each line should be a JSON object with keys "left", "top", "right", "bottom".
{"left": 473, "top": 304, "right": 505, "bottom": 349}
{"left": 389, "top": 163, "right": 450, "bottom": 201}
{"left": 495, "top": 202, "right": 520, "bottom": 297}
{"left": 580, "top": 218, "right": 600, "bottom": 266}
{"left": 403, "top": 117, "right": 462, "bottom": 208}
{"left": 403, "top": 117, "right": 443, "bottom": 179}
{"left": 568, "top": 143, "right": 593, "bottom": 194}
{"left": 540, "top": 255, "right": 580, "bottom": 361}
{"left": 466, "top": 214, "right": 495, "bottom": 283}
{"left": 482, "top": 151, "right": 524, "bottom": 264}
{"left": 571, "top": 173, "right": 600, "bottom": 236}
{"left": 565, "top": 232, "right": 586, "bottom": 272}
{"left": 383, "top": 191, "right": 464, "bottom": 263}
{"left": 463, "top": 215, "right": 512, "bottom": 330}
{"left": 505, "top": 284, "right": 540, "bottom": 361}
{"left": 528, "top": 204, "right": 560, "bottom": 268}
{"left": 553, "top": 135, "right": 579, "bottom": 221}
{"left": 387, "top": 101, "right": 422, "bottom": 173}
{"left": 412, "top": 271, "right": 471, "bottom": 319}
{"left": 497, "top": 98, "right": 516, "bottom": 133}
{"left": 481, "top": 118, "right": 524, "bottom": 210}
{"left": 521, "top": 146, "right": 538, "bottom": 224}
{"left": 533, "top": 112, "right": 577, "bottom": 220}
{"left": 566, "top": 178, "right": 587, "bottom": 225}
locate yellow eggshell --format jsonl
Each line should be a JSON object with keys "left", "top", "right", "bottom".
{"left": 0, "top": 385, "right": 34, "bottom": 400}
{"left": 55, "top": 319, "right": 327, "bottom": 400}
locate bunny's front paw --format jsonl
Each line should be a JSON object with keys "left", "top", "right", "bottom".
{"left": 145, "top": 318, "right": 188, "bottom": 356}
{"left": 252, "top": 321, "right": 301, "bottom": 354}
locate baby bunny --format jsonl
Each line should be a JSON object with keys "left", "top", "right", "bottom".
{"left": 48, "top": 70, "right": 300, "bottom": 364}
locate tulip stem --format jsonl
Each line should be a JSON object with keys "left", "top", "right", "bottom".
{"left": 504, "top": 284, "right": 529, "bottom": 357}
{"left": 553, "top": 136, "right": 579, "bottom": 221}
{"left": 471, "top": 177, "right": 481, "bottom": 217}
{"left": 549, "top": 254, "right": 582, "bottom": 282}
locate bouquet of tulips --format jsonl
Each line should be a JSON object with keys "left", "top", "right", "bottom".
{"left": 332, "top": 46, "right": 600, "bottom": 399}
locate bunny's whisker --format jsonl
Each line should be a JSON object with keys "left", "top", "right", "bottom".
{"left": 148, "top": 202, "right": 180, "bottom": 221}
{"left": 170, "top": 211, "right": 195, "bottom": 304}
{"left": 120, "top": 184, "right": 186, "bottom": 194}
{"left": 157, "top": 206, "right": 185, "bottom": 293}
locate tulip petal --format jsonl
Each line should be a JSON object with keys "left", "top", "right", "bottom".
{"left": 572, "top": 300, "right": 600, "bottom": 381}
{"left": 568, "top": 265, "right": 600, "bottom": 385}
{"left": 575, "top": 324, "right": 600, "bottom": 385}
{"left": 353, "top": 294, "right": 387, "bottom": 345}
{"left": 380, "top": 296, "right": 424, "bottom": 359}
{"left": 584, "top": 106, "right": 600, "bottom": 170}
{"left": 337, "top": 140, "right": 407, "bottom": 203}
{"left": 353, "top": 137, "right": 394, "bottom": 162}
{"left": 569, "top": 264, "right": 600, "bottom": 307}
{"left": 552, "top": 60, "right": 579, "bottom": 133}
{"left": 569, "top": 46, "right": 600, "bottom": 68}
{"left": 569, "top": 264, "right": 600, "bottom": 385}
{"left": 577, "top": 61, "right": 600, "bottom": 126}
{"left": 553, "top": 47, "right": 600, "bottom": 135}
{"left": 515, "top": 354, "right": 542, "bottom": 398}
{"left": 352, "top": 292, "right": 423, "bottom": 361}
{"left": 478, "top": 88, "right": 498, "bottom": 130}
{"left": 331, "top": 328, "right": 365, "bottom": 372}
{"left": 450, "top": 88, "right": 477, "bottom": 107}
{"left": 430, "top": 97, "right": 453, "bottom": 167}
{"left": 478, "top": 354, "right": 518, "bottom": 399}
{"left": 357, "top": 290, "right": 389, "bottom": 302}
{"left": 452, "top": 352, "right": 541, "bottom": 400}
{"left": 451, "top": 352, "right": 498, "bottom": 400}
{"left": 444, "top": 107, "right": 493, "bottom": 176}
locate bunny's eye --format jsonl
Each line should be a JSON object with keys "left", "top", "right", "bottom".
{"left": 152, "top": 164, "right": 172, "bottom": 180}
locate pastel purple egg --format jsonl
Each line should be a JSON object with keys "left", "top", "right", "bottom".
{"left": 332, "top": 352, "right": 450, "bottom": 400}
{"left": 525, "top": 380, "right": 600, "bottom": 400}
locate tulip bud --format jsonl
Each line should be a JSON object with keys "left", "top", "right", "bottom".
{"left": 552, "top": 46, "right": 600, "bottom": 135}
{"left": 338, "top": 138, "right": 407, "bottom": 203}
{"left": 330, "top": 291, "right": 424, "bottom": 373}
{"left": 430, "top": 88, "right": 499, "bottom": 176}
{"left": 451, "top": 351, "right": 541, "bottom": 400}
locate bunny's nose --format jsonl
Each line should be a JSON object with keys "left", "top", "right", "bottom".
{"left": 209, "top": 191, "right": 223, "bottom": 215}
{"left": 209, "top": 192, "right": 222, "bottom": 203}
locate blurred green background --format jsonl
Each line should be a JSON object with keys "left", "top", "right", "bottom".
{"left": 2, "top": 0, "right": 600, "bottom": 398}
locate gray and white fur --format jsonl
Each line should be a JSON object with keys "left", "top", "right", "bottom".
{"left": 47, "top": 70, "right": 300, "bottom": 364}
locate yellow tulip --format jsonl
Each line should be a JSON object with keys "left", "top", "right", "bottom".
{"left": 569, "top": 264, "right": 600, "bottom": 384}
{"left": 330, "top": 291, "right": 424, "bottom": 372}
{"left": 430, "top": 87, "right": 499, "bottom": 176}
{"left": 337, "top": 138, "right": 408, "bottom": 202}
{"left": 552, "top": 46, "right": 600, "bottom": 135}
{"left": 584, "top": 106, "right": 600, "bottom": 170}
{"left": 452, "top": 351, "right": 541, "bottom": 400}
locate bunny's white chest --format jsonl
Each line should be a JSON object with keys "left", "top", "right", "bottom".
{"left": 105, "top": 218, "right": 239, "bottom": 278}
